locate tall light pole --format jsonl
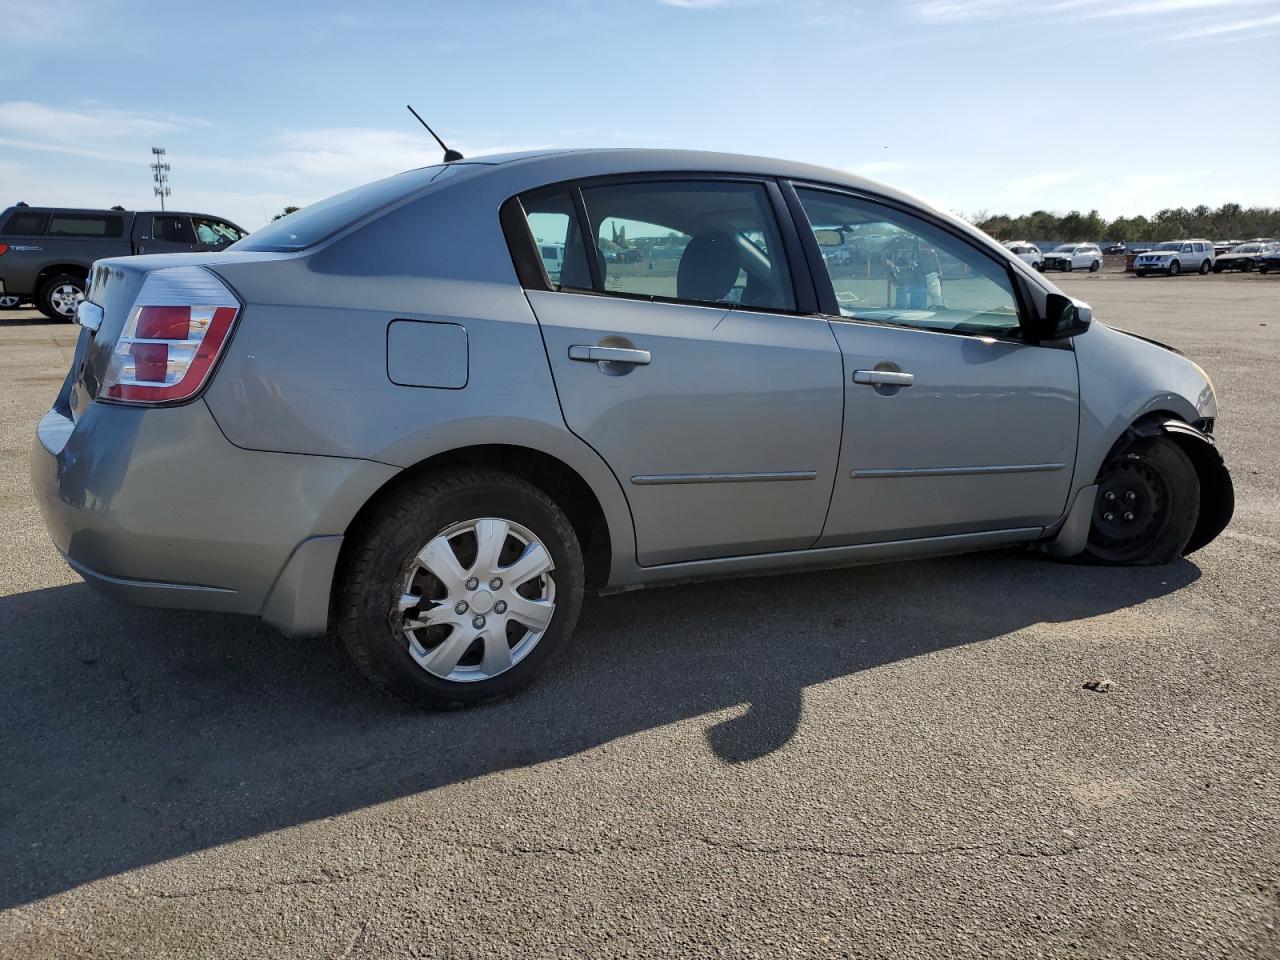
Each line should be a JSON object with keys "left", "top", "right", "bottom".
{"left": 150, "top": 147, "right": 171, "bottom": 211}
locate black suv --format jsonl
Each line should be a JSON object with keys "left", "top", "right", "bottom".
{"left": 0, "top": 206, "right": 246, "bottom": 319}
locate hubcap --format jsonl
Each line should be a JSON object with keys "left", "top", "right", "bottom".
{"left": 49, "top": 284, "right": 84, "bottom": 317}
{"left": 394, "top": 517, "right": 556, "bottom": 683}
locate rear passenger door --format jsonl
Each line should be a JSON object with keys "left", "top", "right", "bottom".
{"left": 508, "top": 177, "right": 844, "bottom": 566}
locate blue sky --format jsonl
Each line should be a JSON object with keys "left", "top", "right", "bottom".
{"left": 1, "top": 0, "right": 1276, "bottom": 229}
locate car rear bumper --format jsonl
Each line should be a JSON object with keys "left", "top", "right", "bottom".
{"left": 32, "top": 399, "right": 398, "bottom": 636}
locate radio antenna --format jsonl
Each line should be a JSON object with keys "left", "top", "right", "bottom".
{"left": 406, "top": 105, "right": 463, "bottom": 162}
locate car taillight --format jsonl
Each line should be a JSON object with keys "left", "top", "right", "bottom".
{"left": 0, "top": 243, "right": 8, "bottom": 255}
{"left": 101, "top": 265, "right": 240, "bottom": 404}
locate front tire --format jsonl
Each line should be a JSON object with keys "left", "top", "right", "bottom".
{"left": 336, "top": 468, "right": 585, "bottom": 709}
{"left": 1085, "top": 437, "right": 1200, "bottom": 565}
{"left": 35, "top": 274, "right": 85, "bottom": 321}
{"left": 1062, "top": 260, "right": 1072, "bottom": 272}
{"left": 1136, "top": 269, "right": 1148, "bottom": 277}
{"left": 1168, "top": 260, "right": 1181, "bottom": 277}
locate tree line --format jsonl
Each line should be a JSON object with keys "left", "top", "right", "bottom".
{"left": 972, "top": 204, "right": 1280, "bottom": 242}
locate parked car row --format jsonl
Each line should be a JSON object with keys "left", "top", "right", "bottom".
{"left": 0, "top": 205, "right": 247, "bottom": 320}
{"left": 1212, "top": 240, "right": 1277, "bottom": 273}
{"left": 1000, "top": 241, "right": 1104, "bottom": 273}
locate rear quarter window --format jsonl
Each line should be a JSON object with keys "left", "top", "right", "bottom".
{"left": 231, "top": 164, "right": 458, "bottom": 252}
{"left": 2, "top": 211, "right": 50, "bottom": 236}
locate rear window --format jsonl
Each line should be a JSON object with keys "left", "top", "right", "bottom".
{"left": 47, "top": 214, "right": 125, "bottom": 238}
{"left": 2, "top": 211, "right": 49, "bottom": 236}
{"left": 231, "top": 164, "right": 459, "bottom": 252}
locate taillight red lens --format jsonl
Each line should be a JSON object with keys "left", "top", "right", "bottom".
{"left": 101, "top": 266, "right": 241, "bottom": 405}
{"left": 136, "top": 305, "right": 193, "bottom": 340}
{"left": 0, "top": 243, "right": 9, "bottom": 256}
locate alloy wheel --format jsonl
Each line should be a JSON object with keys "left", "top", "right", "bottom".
{"left": 49, "top": 284, "right": 84, "bottom": 317}
{"left": 394, "top": 517, "right": 556, "bottom": 683}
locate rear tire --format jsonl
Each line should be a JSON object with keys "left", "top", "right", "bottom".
{"left": 1199, "top": 260, "right": 1211, "bottom": 275}
{"left": 0, "top": 295, "right": 23, "bottom": 309}
{"left": 35, "top": 274, "right": 85, "bottom": 321}
{"left": 1085, "top": 437, "right": 1200, "bottom": 565}
{"left": 1089, "top": 260, "right": 1100, "bottom": 273}
{"left": 336, "top": 468, "right": 584, "bottom": 710}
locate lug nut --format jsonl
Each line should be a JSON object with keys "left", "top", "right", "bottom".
{"left": 489, "top": 577, "right": 503, "bottom": 590}
{"left": 1123, "top": 512, "right": 1135, "bottom": 521}
{"left": 472, "top": 615, "right": 486, "bottom": 629}
{"left": 494, "top": 600, "right": 507, "bottom": 614}
{"left": 1103, "top": 512, "right": 1114, "bottom": 521}
{"left": 454, "top": 601, "right": 469, "bottom": 614}
{"left": 1125, "top": 490, "right": 1136, "bottom": 501}
{"left": 465, "top": 577, "right": 479, "bottom": 591}
{"left": 1105, "top": 491, "right": 1116, "bottom": 502}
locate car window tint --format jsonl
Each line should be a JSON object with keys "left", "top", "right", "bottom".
{"left": 795, "top": 187, "right": 1021, "bottom": 337}
{"left": 2, "top": 211, "right": 49, "bottom": 236}
{"left": 192, "top": 217, "right": 242, "bottom": 247}
{"left": 520, "top": 192, "right": 592, "bottom": 290}
{"left": 46, "top": 214, "right": 124, "bottom": 238}
{"left": 232, "top": 164, "right": 456, "bottom": 251}
{"left": 153, "top": 216, "right": 196, "bottom": 243}
{"left": 579, "top": 181, "right": 795, "bottom": 312}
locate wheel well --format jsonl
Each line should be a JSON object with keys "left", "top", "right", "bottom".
{"left": 35, "top": 264, "right": 89, "bottom": 291}
{"left": 1103, "top": 412, "right": 1234, "bottom": 555}
{"left": 337, "top": 444, "right": 613, "bottom": 594}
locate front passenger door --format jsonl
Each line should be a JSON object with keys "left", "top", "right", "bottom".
{"left": 790, "top": 185, "right": 1080, "bottom": 546}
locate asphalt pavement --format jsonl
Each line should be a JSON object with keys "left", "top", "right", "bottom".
{"left": 1, "top": 273, "right": 1277, "bottom": 958}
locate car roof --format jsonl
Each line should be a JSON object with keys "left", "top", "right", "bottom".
{"left": 3, "top": 206, "right": 232, "bottom": 218}
{"left": 466, "top": 147, "right": 921, "bottom": 200}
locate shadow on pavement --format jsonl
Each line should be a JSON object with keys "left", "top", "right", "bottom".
{"left": 0, "top": 549, "right": 1198, "bottom": 907}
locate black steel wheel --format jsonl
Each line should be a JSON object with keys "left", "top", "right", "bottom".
{"left": 1085, "top": 437, "right": 1200, "bottom": 565}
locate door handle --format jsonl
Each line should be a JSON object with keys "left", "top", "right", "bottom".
{"left": 568, "top": 345, "right": 651, "bottom": 365}
{"left": 853, "top": 369, "right": 914, "bottom": 386}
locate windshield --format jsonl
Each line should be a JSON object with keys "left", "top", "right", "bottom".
{"left": 1155, "top": 242, "right": 1183, "bottom": 251}
{"left": 1055, "top": 245, "right": 1077, "bottom": 253}
{"left": 231, "top": 164, "right": 455, "bottom": 252}
{"left": 1232, "top": 243, "right": 1260, "bottom": 253}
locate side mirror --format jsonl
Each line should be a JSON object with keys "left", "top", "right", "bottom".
{"left": 1037, "top": 292, "right": 1092, "bottom": 340}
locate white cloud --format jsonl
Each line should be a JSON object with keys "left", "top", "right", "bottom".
{"left": 1153, "top": 9, "right": 1280, "bottom": 39}
{"left": 656, "top": 0, "right": 768, "bottom": 7}
{"left": 0, "top": 101, "right": 209, "bottom": 146}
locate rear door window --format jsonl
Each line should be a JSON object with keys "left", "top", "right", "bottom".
{"left": 520, "top": 192, "right": 593, "bottom": 290}
{"left": 578, "top": 180, "right": 796, "bottom": 312}
{"left": 46, "top": 214, "right": 125, "bottom": 238}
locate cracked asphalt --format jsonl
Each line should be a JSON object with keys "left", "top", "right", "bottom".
{"left": 1, "top": 273, "right": 1278, "bottom": 958}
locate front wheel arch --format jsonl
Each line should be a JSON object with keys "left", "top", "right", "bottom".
{"left": 1119, "top": 415, "right": 1233, "bottom": 555}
